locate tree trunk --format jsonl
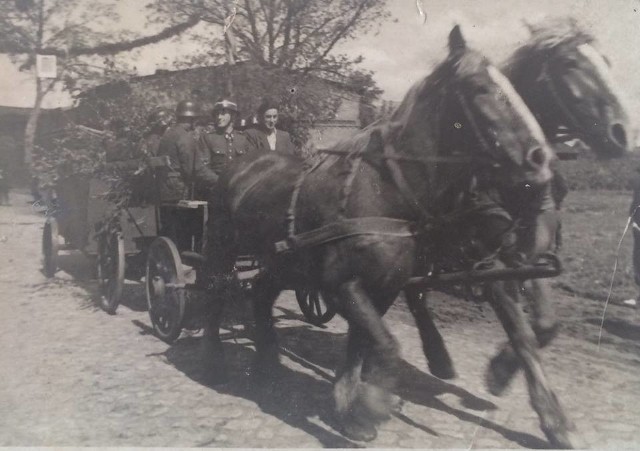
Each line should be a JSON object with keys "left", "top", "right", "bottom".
{"left": 24, "top": 75, "right": 44, "bottom": 166}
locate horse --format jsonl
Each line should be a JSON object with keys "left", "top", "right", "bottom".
{"left": 411, "top": 16, "right": 632, "bottom": 400}
{"left": 205, "top": 25, "right": 566, "bottom": 444}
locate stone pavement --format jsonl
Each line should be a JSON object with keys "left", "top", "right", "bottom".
{"left": 0, "top": 190, "right": 639, "bottom": 448}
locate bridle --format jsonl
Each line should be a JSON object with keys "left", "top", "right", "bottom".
{"left": 537, "top": 59, "right": 586, "bottom": 142}
{"left": 378, "top": 86, "right": 512, "bottom": 229}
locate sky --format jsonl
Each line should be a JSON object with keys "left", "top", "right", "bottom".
{"left": 1, "top": 0, "right": 640, "bottom": 122}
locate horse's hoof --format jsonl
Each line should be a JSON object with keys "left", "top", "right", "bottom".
{"left": 485, "top": 355, "right": 517, "bottom": 396}
{"left": 358, "top": 382, "right": 394, "bottom": 422}
{"left": 533, "top": 322, "right": 560, "bottom": 347}
{"left": 543, "top": 425, "right": 582, "bottom": 449}
{"left": 428, "top": 360, "right": 457, "bottom": 380}
{"left": 341, "top": 417, "right": 378, "bottom": 442}
{"left": 390, "top": 394, "right": 404, "bottom": 414}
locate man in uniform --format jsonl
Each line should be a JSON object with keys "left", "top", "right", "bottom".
{"left": 156, "top": 100, "right": 218, "bottom": 250}
{"left": 157, "top": 100, "right": 218, "bottom": 201}
{"left": 198, "top": 99, "right": 252, "bottom": 385}
{"left": 139, "top": 108, "right": 171, "bottom": 158}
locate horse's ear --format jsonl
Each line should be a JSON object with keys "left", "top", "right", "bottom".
{"left": 448, "top": 24, "right": 466, "bottom": 55}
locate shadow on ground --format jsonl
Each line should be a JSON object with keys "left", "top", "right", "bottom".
{"left": 151, "top": 309, "right": 549, "bottom": 449}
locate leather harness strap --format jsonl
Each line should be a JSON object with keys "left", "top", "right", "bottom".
{"left": 275, "top": 216, "right": 417, "bottom": 253}
{"left": 273, "top": 88, "right": 512, "bottom": 254}
{"left": 539, "top": 61, "right": 583, "bottom": 135}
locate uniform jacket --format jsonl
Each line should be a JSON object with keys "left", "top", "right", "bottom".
{"left": 138, "top": 132, "right": 163, "bottom": 158}
{"left": 156, "top": 122, "right": 217, "bottom": 201}
{"left": 245, "top": 127, "right": 299, "bottom": 156}
{"left": 199, "top": 129, "right": 251, "bottom": 176}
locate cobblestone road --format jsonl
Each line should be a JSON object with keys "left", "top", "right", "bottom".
{"left": 1, "top": 191, "right": 639, "bottom": 448}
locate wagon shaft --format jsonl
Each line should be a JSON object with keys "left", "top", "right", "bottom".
{"left": 408, "top": 255, "right": 562, "bottom": 288}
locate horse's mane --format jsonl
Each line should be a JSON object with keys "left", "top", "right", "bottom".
{"left": 503, "top": 16, "right": 595, "bottom": 79}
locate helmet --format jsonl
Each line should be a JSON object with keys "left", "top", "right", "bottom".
{"left": 212, "top": 99, "right": 238, "bottom": 114}
{"left": 175, "top": 100, "right": 200, "bottom": 118}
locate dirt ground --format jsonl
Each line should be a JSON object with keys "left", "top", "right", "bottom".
{"left": 0, "top": 189, "right": 639, "bottom": 449}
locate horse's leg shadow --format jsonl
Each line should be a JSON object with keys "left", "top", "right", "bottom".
{"left": 486, "top": 279, "right": 579, "bottom": 449}
{"left": 404, "top": 287, "right": 457, "bottom": 380}
{"left": 201, "top": 287, "right": 229, "bottom": 386}
{"left": 251, "top": 271, "right": 283, "bottom": 380}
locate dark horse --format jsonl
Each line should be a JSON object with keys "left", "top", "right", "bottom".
{"left": 413, "top": 17, "right": 631, "bottom": 403}
{"left": 206, "top": 26, "right": 564, "bottom": 444}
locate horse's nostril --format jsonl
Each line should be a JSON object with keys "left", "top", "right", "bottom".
{"left": 527, "top": 146, "right": 547, "bottom": 167}
{"left": 610, "top": 123, "right": 628, "bottom": 149}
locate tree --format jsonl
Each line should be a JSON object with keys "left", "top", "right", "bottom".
{"left": 0, "top": 0, "right": 201, "bottom": 165}
{"left": 148, "top": 0, "right": 389, "bottom": 144}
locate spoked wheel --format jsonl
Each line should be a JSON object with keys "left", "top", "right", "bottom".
{"left": 97, "top": 231, "right": 125, "bottom": 315}
{"left": 295, "top": 287, "right": 336, "bottom": 326}
{"left": 42, "top": 218, "right": 59, "bottom": 278}
{"left": 146, "top": 237, "right": 185, "bottom": 343}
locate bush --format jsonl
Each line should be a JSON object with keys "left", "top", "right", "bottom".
{"left": 557, "top": 152, "right": 640, "bottom": 191}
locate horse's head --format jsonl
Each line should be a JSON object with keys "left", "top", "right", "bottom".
{"left": 508, "top": 17, "right": 630, "bottom": 158}
{"left": 436, "top": 25, "right": 554, "bottom": 188}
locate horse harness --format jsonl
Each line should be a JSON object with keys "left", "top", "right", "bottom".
{"left": 274, "top": 139, "right": 514, "bottom": 256}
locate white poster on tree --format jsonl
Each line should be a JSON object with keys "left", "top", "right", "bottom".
{"left": 36, "top": 54, "right": 57, "bottom": 78}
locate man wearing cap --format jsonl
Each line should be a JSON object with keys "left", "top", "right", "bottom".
{"left": 198, "top": 99, "right": 253, "bottom": 385}
{"left": 157, "top": 100, "right": 218, "bottom": 201}
{"left": 199, "top": 99, "right": 250, "bottom": 176}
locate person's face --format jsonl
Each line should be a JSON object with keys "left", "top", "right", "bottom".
{"left": 262, "top": 108, "right": 278, "bottom": 131}
{"left": 215, "top": 109, "right": 232, "bottom": 130}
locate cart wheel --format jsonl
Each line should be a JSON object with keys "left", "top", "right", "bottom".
{"left": 295, "top": 287, "right": 336, "bottom": 326}
{"left": 42, "top": 218, "right": 59, "bottom": 278}
{"left": 97, "top": 231, "right": 125, "bottom": 315}
{"left": 146, "top": 237, "right": 185, "bottom": 343}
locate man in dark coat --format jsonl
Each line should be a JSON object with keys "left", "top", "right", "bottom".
{"left": 245, "top": 97, "right": 299, "bottom": 156}
{"left": 156, "top": 100, "right": 218, "bottom": 202}
{"left": 199, "top": 98, "right": 251, "bottom": 276}
{"left": 156, "top": 100, "right": 218, "bottom": 251}
{"left": 198, "top": 98, "right": 254, "bottom": 385}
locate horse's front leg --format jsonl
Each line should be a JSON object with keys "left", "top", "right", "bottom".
{"left": 251, "top": 271, "right": 282, "bottom": 378}
{"left": 335, "top": 279, "right": 401, "bottom": 442}
{"left": 403, "top": 287, "right": 456, "bottom": 379}
{"left": 488, "top": 211, "right": 560, "bottom": 394}
{"left": 486, "top": 279, "right": 578, "bottom": 449}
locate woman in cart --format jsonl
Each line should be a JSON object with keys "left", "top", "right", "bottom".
{"left": 245, "top": 98, "right": 299, "bottom": 156}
